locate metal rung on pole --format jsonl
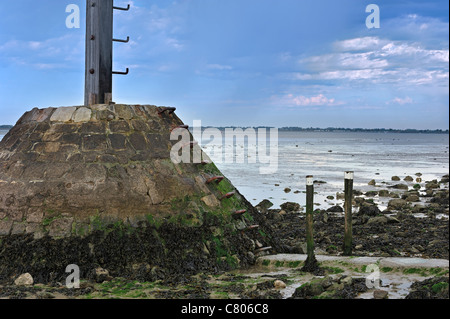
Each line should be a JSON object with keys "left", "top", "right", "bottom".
{"left": 113, "top": 4, "right": 130, "bottom": 11}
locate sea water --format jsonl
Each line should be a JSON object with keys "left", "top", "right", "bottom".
{"left": 210, "top": 131, "right": 449, "bottom": 209}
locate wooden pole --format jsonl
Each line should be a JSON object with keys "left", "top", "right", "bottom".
{"left": 305, "top": 175, "right": 314, "bottom": 260}
{"left": 302, "top": 175, "right": 320, "bottom": 273}
{"left": 85, "top": 0, "right": 113, "bottom": 106}
{"left": 343, "top": 171, "right": 354, "bottom": 256}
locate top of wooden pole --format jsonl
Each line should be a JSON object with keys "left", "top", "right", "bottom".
{"left": 306, "top": 175, "right": 313, "bottom": 185}
{"left": 345, "top": 171, "right": 354, "bottom": 180}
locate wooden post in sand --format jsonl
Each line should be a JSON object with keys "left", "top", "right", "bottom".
{"left": 302, "top": 175, "right": 320, "bottom": 272}
{"left": 305, "top": 175, "right": 315, "bottom": 260}
{"left": 343, "top": 171, "right": 354, "bottom": 256}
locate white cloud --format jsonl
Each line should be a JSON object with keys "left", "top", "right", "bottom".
{"left": 112, "top": 1, "right": 187, "bottom": 56}
{"left": 389, "top": 97, "right": 413, "bottom": 105}
{"left": 0, "top": 34, "right": 83, "bottom": 69}
{"left": 165, "top": 38, "right": 184, "bottom": 51}
{"left": 275, "top": 93, "right": 341, "bottom": 107}
{"left": 206, "top": 64, "right": 233, "bottom": 70}
{"left": 334, "top": 37, "right": 385, "bottom": 52}
{"left": 295, "top": 36, "right": 448, "bottom": 86}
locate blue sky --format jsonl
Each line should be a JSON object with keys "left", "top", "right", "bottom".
{"left": 0, "top": 0, "right": 448, "bottom": 129}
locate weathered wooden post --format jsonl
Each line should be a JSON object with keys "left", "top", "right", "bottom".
{"left": 343, "top": 171, "right": 354, "bottom": 256}
{"left": 85, "top": 0, "right": 130, "bottom": 106}
{"left": 302, "top": 175, "right": 319, "bottom": 272}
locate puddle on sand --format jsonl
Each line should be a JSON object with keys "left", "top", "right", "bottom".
{"left": 357, "top": 274, "right": 430, "bottom": 299}
{"left": 232, "top": 264, "right": 438, "bottom": 299}
{"left": 231, "top": 268, "right": 317, "bottom": 299}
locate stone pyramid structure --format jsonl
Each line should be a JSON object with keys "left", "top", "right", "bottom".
{"left": 0, "top": 104, "right": 277, "bottom": 283}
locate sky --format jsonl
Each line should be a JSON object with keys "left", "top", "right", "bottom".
{"left": 0, "top": 0, "right": 448, "bottom": 129}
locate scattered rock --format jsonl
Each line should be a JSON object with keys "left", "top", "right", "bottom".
{"left": 321, "top": 276, "right": 334, "bottom": 289}
{"left": 391, "top": 183, "right": 408, "bottom": 190}
{"left": 94, "top": 267, "right": 112, "bottom": 283}
{"left": 310, "top": 282, "right": 325, "bottom": 296}
{"left": 274, "top": 280, "right": 287, "bottom": 290}
{"left": 373, "top": 290, "right": 389, "bottom": 299}
{"left": 367, "top": 216, "right": 388, "bottom": 226}
{"left": 256, "top": 199, "right": 274, "bottom": 211}
{"left": 326, "top": 205, "right": 343, "bottom": 213}
{"left": 14, "top": 273, "right": 34, "bottom": 286}
{"left": 425, "top": 180, "right": 440, "bottom": 190}
{"left": 424, "top": 189, "right": 434, "bottom": 197}
{"left": 406, "top": 277, "right": 449, "bottom": 299}
{"left": 406, "top": 195, "right": 420, "bottom": 202}
{"left": 358, "top": 205, "right": 381, "bottom": 217}
{"left": 378, "top": 189, "right": 390, "bottom": 197}
{"left": 391, "top": 176, "right": 401, "bottom": 181}
{"left": 368, "top": 179, "right": 376, "bottom": 186}
{"left": 386, "top": 216, "right": 400, "bottom": 224}
{"left": 388, "top": 198, "right": 408, "bottom": 210}
{"left": 284, "top": 188, "right": 291, "bottom": 193}
{"left": 280, "top": 202, "right": 300, "bottom": 212}
{"left": 36, "top": 291, "right": 56, "bottom": 299}
{"left": 404, "top": 176, "right": 414, "bottom": 182}
{"left": 340, "top": 276, "right": 352, "bottom": 286}
{"left": 365, "top": 190, "right": 378, "bottom": 197}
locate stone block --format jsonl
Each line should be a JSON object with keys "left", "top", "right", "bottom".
{"left": 80, "top": 122, "right": 106, "bottom": 134}
{"left": 72, "top": 107, "right": 92, "bottom": 123}
{"left": 34, "top": 108, "right": 55, "bottom": 122}
{"left": 202, "top": 195, "right": 220, "bottom": 207}
{"left": 48, "top": 217, "right": 74, "bottom": 238}
{"left": 130, "top": 119, "right": 149, "bottom": 131}
{"left": 0, "top": 220, "right": 13, "bottom": 236}
{"left": 115, "top": 105, "right": 134, "bottom": 120}
{"left": 82, "top": 134, "right": 107, "bottom": 151}
{"left": 26, "top": 208, "right": 44, "bottom": 223}
{"left": 50, "top": 107, "right": 77, "bottom": 122}
{"left": 109, "top": 120, "right": 130, "bottom": 133}
{"left": 108, "top": 134, "right": 127, "bottom": 150}
{"left": 11, "top": 222, "right": 26, "bottom": 235}
{"left": 128, "top": 132, "right": 148, "bottom": 151}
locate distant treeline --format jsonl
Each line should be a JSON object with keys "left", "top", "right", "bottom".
{"left": 0, "top": 125, "right": 13, "bottom": 130}
{"left": 197, "top": 126, "right": 448, "bottom": 134}
{"left": 278, "top": 127, "right": 449, "bottom": 134}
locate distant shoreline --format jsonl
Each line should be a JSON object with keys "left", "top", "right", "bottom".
{"left": 198, "top": 126, "right": 449, "bottom": 134}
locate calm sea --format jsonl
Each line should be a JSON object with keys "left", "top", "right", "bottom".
{"left": 208, "top": 131, "right": 449, "bottom": 209}
{"left": 1, "top": 130, "right": 448, "bottom": 209}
